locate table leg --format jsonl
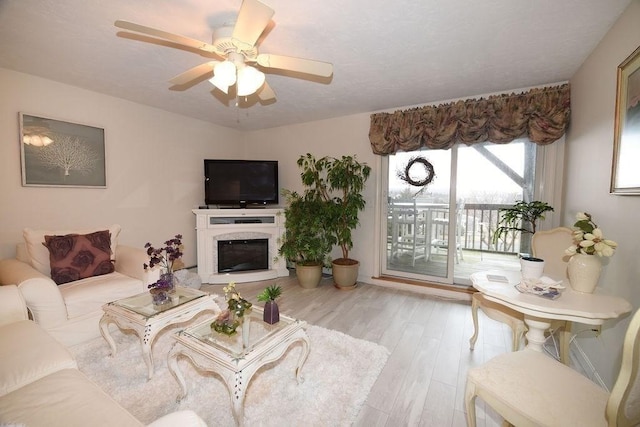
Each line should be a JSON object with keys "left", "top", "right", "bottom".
{"left": 231, "top": 371, "right": 247, "bottom": 427}
{"left": 295, "top": 335, "right": 311, "bottom": 383}
{"left": 99, "top": 315, "right": 117, "bottom": 357}
{"left": 167, "top": 344, "right": 188, "bottom": 402}
{"left": 140, "top": 324, "right": 155, "bottom": 379}
{"left": 523, "top": 316, "right": 552, "bottom": 352}
{"left": 469, "top": 295, "right": 480, "bottom": 350}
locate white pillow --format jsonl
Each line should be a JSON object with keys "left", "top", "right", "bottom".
{"left": 23, "top": 225, "right": 121, "bottom": 276}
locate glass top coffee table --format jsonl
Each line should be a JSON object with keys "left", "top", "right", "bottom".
{"left": 99, "top": 287, "right": 219, "bottom": 379}
{"left": 168, "top": 306, "right": 310, "bottom": 426}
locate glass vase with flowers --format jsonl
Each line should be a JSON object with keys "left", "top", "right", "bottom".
{"left": 212, "top": 282, "right": 252, "bottom": 345}
{"left": 144, "top": 234, "right": 184, "bottom": 304}
{"left": 565, "top": 212, "right": 617, "bottom": 293}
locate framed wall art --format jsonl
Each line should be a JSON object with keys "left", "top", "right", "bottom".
{"left": 19, "top": 113, "right": 106, "bottom": 188}
{"left": 611, "top": 45, "right": 640, "bottom": 195}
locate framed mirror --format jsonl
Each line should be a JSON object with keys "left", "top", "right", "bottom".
{"left": 611, "top": 46, "right": 640, "bottom": 195}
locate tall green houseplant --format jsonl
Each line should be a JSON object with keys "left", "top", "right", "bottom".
{"left": 278, "top": 189, "right": 333, "bottom": 288}
{"left": 297, "top": 153, "right": 371, "bottom": 289}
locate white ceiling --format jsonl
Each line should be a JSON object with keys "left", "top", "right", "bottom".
{"left": 0, "top": 0, "right": 632, "bottom": 131}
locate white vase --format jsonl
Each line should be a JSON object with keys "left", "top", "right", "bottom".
{"left": 567, "top": 253, "right": 602, "bottom": 293}
{"left": 241, "top": 315, "right": 250, "bottom": 349}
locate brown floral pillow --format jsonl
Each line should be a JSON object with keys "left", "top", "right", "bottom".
{"left": 43, "top": 230, "right": 115, "bottom": 285}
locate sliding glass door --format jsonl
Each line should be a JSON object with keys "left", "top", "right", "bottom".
{"left": 382, "top": 139, "right": 537, "bottom": 286}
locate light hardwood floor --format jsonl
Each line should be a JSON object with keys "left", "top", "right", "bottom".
{"left": 202, "top": 272, "right": 512, "bottom": 426}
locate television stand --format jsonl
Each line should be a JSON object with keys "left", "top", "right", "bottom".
{"left": 215, "top": 204, "right": 268, "bottom": 209}
{"left": 192, "top": 208, "right": 288, "bottom": 284}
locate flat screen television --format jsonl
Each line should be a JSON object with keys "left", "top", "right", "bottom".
{"left": 204, "top": 159, "right": 279, "bottom": 207}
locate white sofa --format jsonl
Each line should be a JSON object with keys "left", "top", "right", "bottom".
{"left": 0, "top": 225, "right": 155, "bottom": 346}
{"left": 0, "top": 317, "right": 206, "bottom": 427}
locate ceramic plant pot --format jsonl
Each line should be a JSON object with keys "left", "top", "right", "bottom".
{"left": 295, "top": 263, "right": 323, "bottom": 288}
{"left": 520, "top": 256, "right": 545, "bottom": 281}
{"left": 263, "top": 300, "right": 280, "bottom": 324}
{"left": 332, "top": 259, "right": 359, "bottom": 290}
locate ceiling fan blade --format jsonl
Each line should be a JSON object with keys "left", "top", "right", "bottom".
{"left": 169, "top": 61, "right": 218, "bottom": 85}
{"left": 258, "top": 81, "right": 276, "bottom": 101}
{"left": 256, "top": 54, "right": 333, "bottom": 77}
{"left": 115, "top": 20, "right": 217, "bottom": 53}
{"left": 231, "top": 0, "right": 275, "bottom": 50}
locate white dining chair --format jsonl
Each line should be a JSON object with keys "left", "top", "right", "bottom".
{"left": 429, "top": 200, "right": 465, "bottom": 263}
{"left": 465, "top": 307, "right": 640, "bottom": 427}
{"left": 388, "top": 200, "right": 428, "bottom": 266}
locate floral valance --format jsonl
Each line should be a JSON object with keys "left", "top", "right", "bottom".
{"left": 369, "top": 84, "right": 570, "bottom": 155}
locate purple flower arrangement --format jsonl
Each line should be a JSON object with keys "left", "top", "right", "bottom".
{"left": 144, "top": 234, "right": 183, "bottom": 290}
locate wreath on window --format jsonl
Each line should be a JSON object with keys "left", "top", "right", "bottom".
{"left": 398, "top": 156, "right": 436, "bottom": 187}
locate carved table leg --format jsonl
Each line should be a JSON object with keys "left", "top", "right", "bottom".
{"left": 523, "top": 316, "right": 552, "bottom": 353}
{"left": 167, "top": 344, "right": 188, "bottom": 402}
{"left": 140, "top": 324, "right": 156, "bottom": 379}
{"left": 294, "top": 335, "right": 310, "bottom": 383}
{"left": 99, "top": 315, "right": 117, "bottom": 357}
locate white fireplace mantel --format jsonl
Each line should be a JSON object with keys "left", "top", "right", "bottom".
{"left": 192, "top": 208, "right": 289, "bottom": 284}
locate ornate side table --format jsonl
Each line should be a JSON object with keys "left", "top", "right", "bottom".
{"left": 99, "top": 287, "right": 220, "bottom": 379}
{"left": 168, "top": 307, "right": 309, "bottom": 426}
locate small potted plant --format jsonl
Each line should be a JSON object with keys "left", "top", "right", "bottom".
{"left": 492, "top": 200, "right": 554, "bottom": 255}
{"left": 257, "top": 284, "right": 283, "bottom": 324}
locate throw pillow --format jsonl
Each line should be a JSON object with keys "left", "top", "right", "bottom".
{"left": 43, "top": 230, "right": 115, "bottom": 285}
{"left": 23, "top": 224, "right": 121, "bottom": 276}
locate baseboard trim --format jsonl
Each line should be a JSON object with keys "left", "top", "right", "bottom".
{"left": 368, "top": 275, "right": 473, "bottom": 301}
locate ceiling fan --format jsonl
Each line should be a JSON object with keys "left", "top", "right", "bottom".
{"left": 114, "top": 0, "right": 333, "bottom": 102}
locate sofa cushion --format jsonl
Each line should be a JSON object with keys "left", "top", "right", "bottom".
{"left": 59, "top": 271, "right": 145, "bottom": 319}
{"left": 44, "top": 231, "right": 115, "bottom": 285}
{"left": 23, "top": 225, "right": 121, "bottom": 276}
{"left": 0, "top": 320, "right": 77, "bottom": 396}
{"left": 0, "top": 368, "right": 144, "bottom": 427}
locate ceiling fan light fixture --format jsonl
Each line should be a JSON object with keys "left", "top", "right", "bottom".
{"left": 23, "top": 135, "right": 53, "bottom": 147}
{"left": 236, "top": 65, "right": 265, "bottom": 97}
{"left": 209, "top": 60, "right": 237, "bottom": 93}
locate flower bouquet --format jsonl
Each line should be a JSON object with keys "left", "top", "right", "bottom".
{"left": 211, "top": 282, "right": 252, "bottom": 336}
{"left": 144, "top": 234, "right": 183, "bottom": 293}
{"left": 565, "top": 213, "right": 617, "bottom": 257}
{"left": 564, "top": 212, "right": 617, "bottom": 293}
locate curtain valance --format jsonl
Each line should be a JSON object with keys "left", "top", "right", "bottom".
{"left": 369, "top": 84, "right": 570, "bottom": 155}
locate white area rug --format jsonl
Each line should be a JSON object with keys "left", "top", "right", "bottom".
{"left": 70, "top": 323, "right": 389, "bottom": 426}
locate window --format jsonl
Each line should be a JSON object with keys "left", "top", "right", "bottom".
{"left": 379, "top": 138, "right": 563, "bottom": 287}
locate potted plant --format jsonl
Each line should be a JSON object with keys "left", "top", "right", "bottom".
{"left": 257, "top": 284, "right": 283, "bottom": 324}
{"left": 278, "top": 190, "right": 333, "bottom": 288}
{"left": 297, "top": 153, "right": 371, "bottom": 290}
{"left": 564, "top": 212, "right": 617, "bottom": 293}
{"left": 492, "top": 200, "right": 554, "bottom": 255}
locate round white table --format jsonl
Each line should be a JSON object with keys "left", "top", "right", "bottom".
{"left": 470, "top": 271, "right": 632, "bottom": 353}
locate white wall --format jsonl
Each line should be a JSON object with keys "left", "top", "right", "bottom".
{"left": 566, "top": 0, "right": 640, "bottom": 387}
{"left": 3, "top": 1, "right": 638, "bottom": 387}
{"left": 244, "top": 114, "right": 378, "bottom": 275}
{"left": 0, "top": 68, "right": 243, "bottom": 267}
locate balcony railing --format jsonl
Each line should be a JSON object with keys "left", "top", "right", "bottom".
{"left": 458, "top": 203, "right": 525, "bottom": 254}
{"left": 389, "top": 201, "right": 527, "bottom": 256}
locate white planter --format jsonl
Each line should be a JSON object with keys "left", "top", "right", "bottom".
{"left": 567, "top": 253, "right": 602, "bottom": 293}
{"left": 520, "top": 256, "right": 545, "bottom": 280}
